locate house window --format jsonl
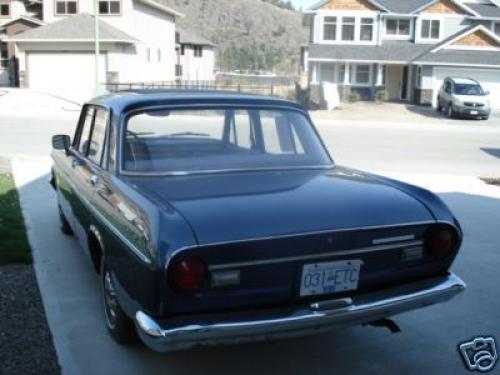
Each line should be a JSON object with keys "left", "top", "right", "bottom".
{"left": 341, "top": 17, "right": 355, "bottom": 41}
{"left": 180, "top": 45, "right": 185, "bottom": 55}
{"left": 495, "top": 23, "right": 500, "bottom": 37}
{"left": 193, "top": 45, "right": 203, "bottom": 57}
{"left": 360, "top": 18, "right": 374, "bottom": 41}
{"left": 0, "top": 2, "right": 10, "bottom": 16}
{"left": 421, "top": 19, "right": 440, "bottom": 40}
{"left": 0, "top": 43, "right": 7, "bottom": 68}
{"left": 323, "top": 16, "right": 337, "bottom": 41}
{"left": 386, "top": 18, "right": 410, "bottom": 36}
{"left": 416, "top": 66, "right": 422, "bottom": 89}
{"left": 319, "top": 63, "right": 335, "bottom": 82}
{"left": 354, "top": 65, "right": 371, "bottom": 85}
{"left": 175, "top": 64, "right": 183, "bottom": 77}
{"left": 55, "top": 0, "right": 77, "bottom": 15}
{"left": 99, "top": 0, "right": 120, "bottom": 14}
{"left": 338, "top": 64, "right": 353, "bottom": 84}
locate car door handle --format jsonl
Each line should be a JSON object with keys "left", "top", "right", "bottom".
{"left": 90, "top": 175, "right": 99, "bottom": 187}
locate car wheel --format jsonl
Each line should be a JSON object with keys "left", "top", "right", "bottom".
{"left": 447, "top": 104, "right": 455, "bottom": 119}
{"left": 58, "top": 206, "right": 74, "bottom": 236}
{"left": 436, "top": 100, "right": 442, "bottom": 112}
{"left": 101, "top": 258, "right": 138, "bottom": 345}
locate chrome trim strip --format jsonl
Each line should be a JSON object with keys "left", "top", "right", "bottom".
{"left": 165, "top": 221, "right": 439, "bottom": 271}
{"left": 372, "top": 234, "right": 416, "bottom": 245}
{"left": 207, "top": 240, "right": 423, "bottom": 271}
{"left": 135, "top": 273, "right": 466, "bottom": 352}
{"left": 62, "top": 175, "right": 152, "bottom": 265}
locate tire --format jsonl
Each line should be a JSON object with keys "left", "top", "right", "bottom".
{"left": 58, "top": 206, "right": 74, "bottom": 236}
{"left": 101, "top": 258, "right": 138, "bottom": 345}
{"left": 436, "top": 99, "right": 442, "bottom": 112}
{"left": 447, "top": 104, "right": 455, "bottom": 119}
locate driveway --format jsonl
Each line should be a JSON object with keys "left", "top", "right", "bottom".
{"left": 13, "top": 158, "right": 500, "bottom": 375}
{"left": 3, "top": 92, "right": 500, "bottom": 374}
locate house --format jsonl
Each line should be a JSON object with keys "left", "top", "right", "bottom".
{"left": 175, "top": 27, "right": 216, "bottom": 81}
{"left": 302, "top": 0, "right": 500, "bottom": 110}
{"left": 0, "top": 0, "right": 42, "bottom": 86}
{"left": 6, "top": 0, "right": 183, "bottom": 98}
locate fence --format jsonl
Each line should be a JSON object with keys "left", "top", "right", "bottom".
{"left": 105, "top": 80, "right": 298, "bottom": 100}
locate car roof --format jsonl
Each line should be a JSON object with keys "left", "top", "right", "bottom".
{"left": 446, "top": 77, "right": 479, "bottom": 85}
{"left": 88, "top": 90, "right": 305, "bottom": 115}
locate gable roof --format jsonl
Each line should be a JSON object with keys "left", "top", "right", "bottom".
{"left": 375, "top": 0, "right": 432, "bottom": 13}
{"left": 2, "top": 16, "right": 44, "bottom": 27}
{"left": 177, "top": 27, "right": 216, "bottom": 47}
{"left": 410, "top": 0, "right": 479, "bottom": 16}
{"left": 6, "top": 13, "right": 138, "bottom": 43}
{"left": 463, "top": 2, "right": 500, "bottom": 18}
{"left": 308, "top": 0, "right": 390, "bottom": 12}
{"left": 430, "top": 24, "right": 500, "bottom": 52}
{"left": 412, "top": 24, "right": 500, "bottom": 67}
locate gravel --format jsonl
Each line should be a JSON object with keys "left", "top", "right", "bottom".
{"left": 0, "top": 265, "right": 60, "bottom": 374}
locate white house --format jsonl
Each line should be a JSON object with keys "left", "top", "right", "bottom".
{"left": 175, "top": 27, "right": 216, "bottom": 81}
{"left": 0, "top": 0, "right": 42, "bottom": 86}
{"left": 302, "top": 0, "right": 500, "bottom": 110}
{"left": 7, "top": 0, "right": 183, "bottom": 98}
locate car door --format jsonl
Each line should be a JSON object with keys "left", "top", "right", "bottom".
{"left": 66, "top": 105, "right": 106, "bottom": 249}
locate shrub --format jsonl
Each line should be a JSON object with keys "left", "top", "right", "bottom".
{"left": 347, "top": 92, "right": 360, "bottom": 103}
{"left": 375, "top": 90, "right": 388, "bottom": 104}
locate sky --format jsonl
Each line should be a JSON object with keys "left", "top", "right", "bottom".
{"left": 289, "top": 0, "right": 317, "bottom": 10}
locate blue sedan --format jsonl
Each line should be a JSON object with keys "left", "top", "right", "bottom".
{"left": 51, "top": 91, "right": 465, "bottom": 352}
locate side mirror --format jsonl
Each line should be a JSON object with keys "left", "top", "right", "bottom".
{"left": 52, "top": 134, "right": 71, "bottom": 153}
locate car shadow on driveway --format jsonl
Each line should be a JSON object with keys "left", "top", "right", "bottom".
{"left": 14, "top": 164, "right": 500, "bottom": 375}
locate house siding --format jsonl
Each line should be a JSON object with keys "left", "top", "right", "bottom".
{"left": 421, "top": 0, "right": 467, "bottom": 15}
{"left": 319, "top": 0, "right": 378, "bottom": 11}
{"left": 453, "top": 30, "right": 500, "bottom": 47}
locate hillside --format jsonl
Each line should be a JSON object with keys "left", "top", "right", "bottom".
{"left": 160, "top": 0, "right": 308, "bottom": 74}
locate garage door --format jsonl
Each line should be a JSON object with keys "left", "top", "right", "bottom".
{"left": 28, "top": 52, "right": 106, "bottom": 91}
{"left": 433, "top": 67, "right": 500, "bottom": 110}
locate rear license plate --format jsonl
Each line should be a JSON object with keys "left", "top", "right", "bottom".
{"left": 470, "top": 110, "right": 478, "bottom": 115}
{"left": 300, "top": 260, "right": 362, "bottom": 297}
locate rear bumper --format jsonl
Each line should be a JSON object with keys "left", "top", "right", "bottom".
{"left": 135, "top": 273, "right": 465, "bottom": 352}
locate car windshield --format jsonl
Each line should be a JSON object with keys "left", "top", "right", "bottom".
{"left": 454, "top": 84, "right": 484, "bottom": 96}
{"left": 122, "top": 107, "right": 332, "bottom": 174}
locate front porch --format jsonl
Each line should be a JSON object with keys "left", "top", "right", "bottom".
{"left": 308, "top": 61, "right": 424, "bottom": 108}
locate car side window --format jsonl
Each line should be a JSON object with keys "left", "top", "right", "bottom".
{"left": 445, "top": 81, "right": 452, "bottom": 94}
{"left": 229, "top": 110, "right": 253, "bottom": 150}
{"left": 77, "top": 107, "right": 96, "bottom": 155}
{"left": 88, "top": 108, "right": 109, "bottom": 166}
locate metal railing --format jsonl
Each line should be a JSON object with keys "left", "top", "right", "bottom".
{"left": 105, "top": 80, "right": 297, "bottom": 100}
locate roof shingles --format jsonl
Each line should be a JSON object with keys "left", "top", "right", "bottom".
{"left": 9, "top": 13, "right": 138, "bottom": 43}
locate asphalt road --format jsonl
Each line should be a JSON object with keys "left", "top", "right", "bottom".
{"left": 1, "top": 110, "right": 500, "bottom": 176}
{"left": 2, "top": 100, "right": 500, "bottom": 374}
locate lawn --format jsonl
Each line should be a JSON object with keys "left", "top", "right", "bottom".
{"left": 0, "top": 173, "right": 31, "bottom": 264}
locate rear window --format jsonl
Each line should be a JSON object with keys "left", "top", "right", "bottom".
{"left": 122, "top": 107, "right": 331, "bottom": 174}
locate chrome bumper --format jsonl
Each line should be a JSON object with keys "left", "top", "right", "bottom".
{"left": 135, "top": 273, "right": 465, "bottom": 352}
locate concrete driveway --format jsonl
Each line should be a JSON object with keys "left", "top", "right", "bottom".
{"left": 13, "top": 158, "right": 500, "bottom": 375}
{"left": 3, "top": 91, "right": 500, "bottom": 374}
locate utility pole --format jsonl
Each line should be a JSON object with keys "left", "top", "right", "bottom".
{"left": 94, "top": 0, "right": 101, "bottom": 96}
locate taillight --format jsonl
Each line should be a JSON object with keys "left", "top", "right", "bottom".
{"left": 169, "top": 256, "right": 207, "bottom": 293}
{"left": 425, "top": 226, "right": 456, "bottom": 259}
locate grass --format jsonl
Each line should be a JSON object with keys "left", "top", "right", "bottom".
{"left": 0, "top": 173, "right": 32, "bottom": 264}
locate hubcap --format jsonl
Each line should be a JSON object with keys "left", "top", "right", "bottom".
{"left": 103, "top": 271, "right": 119, "bottom": 329}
